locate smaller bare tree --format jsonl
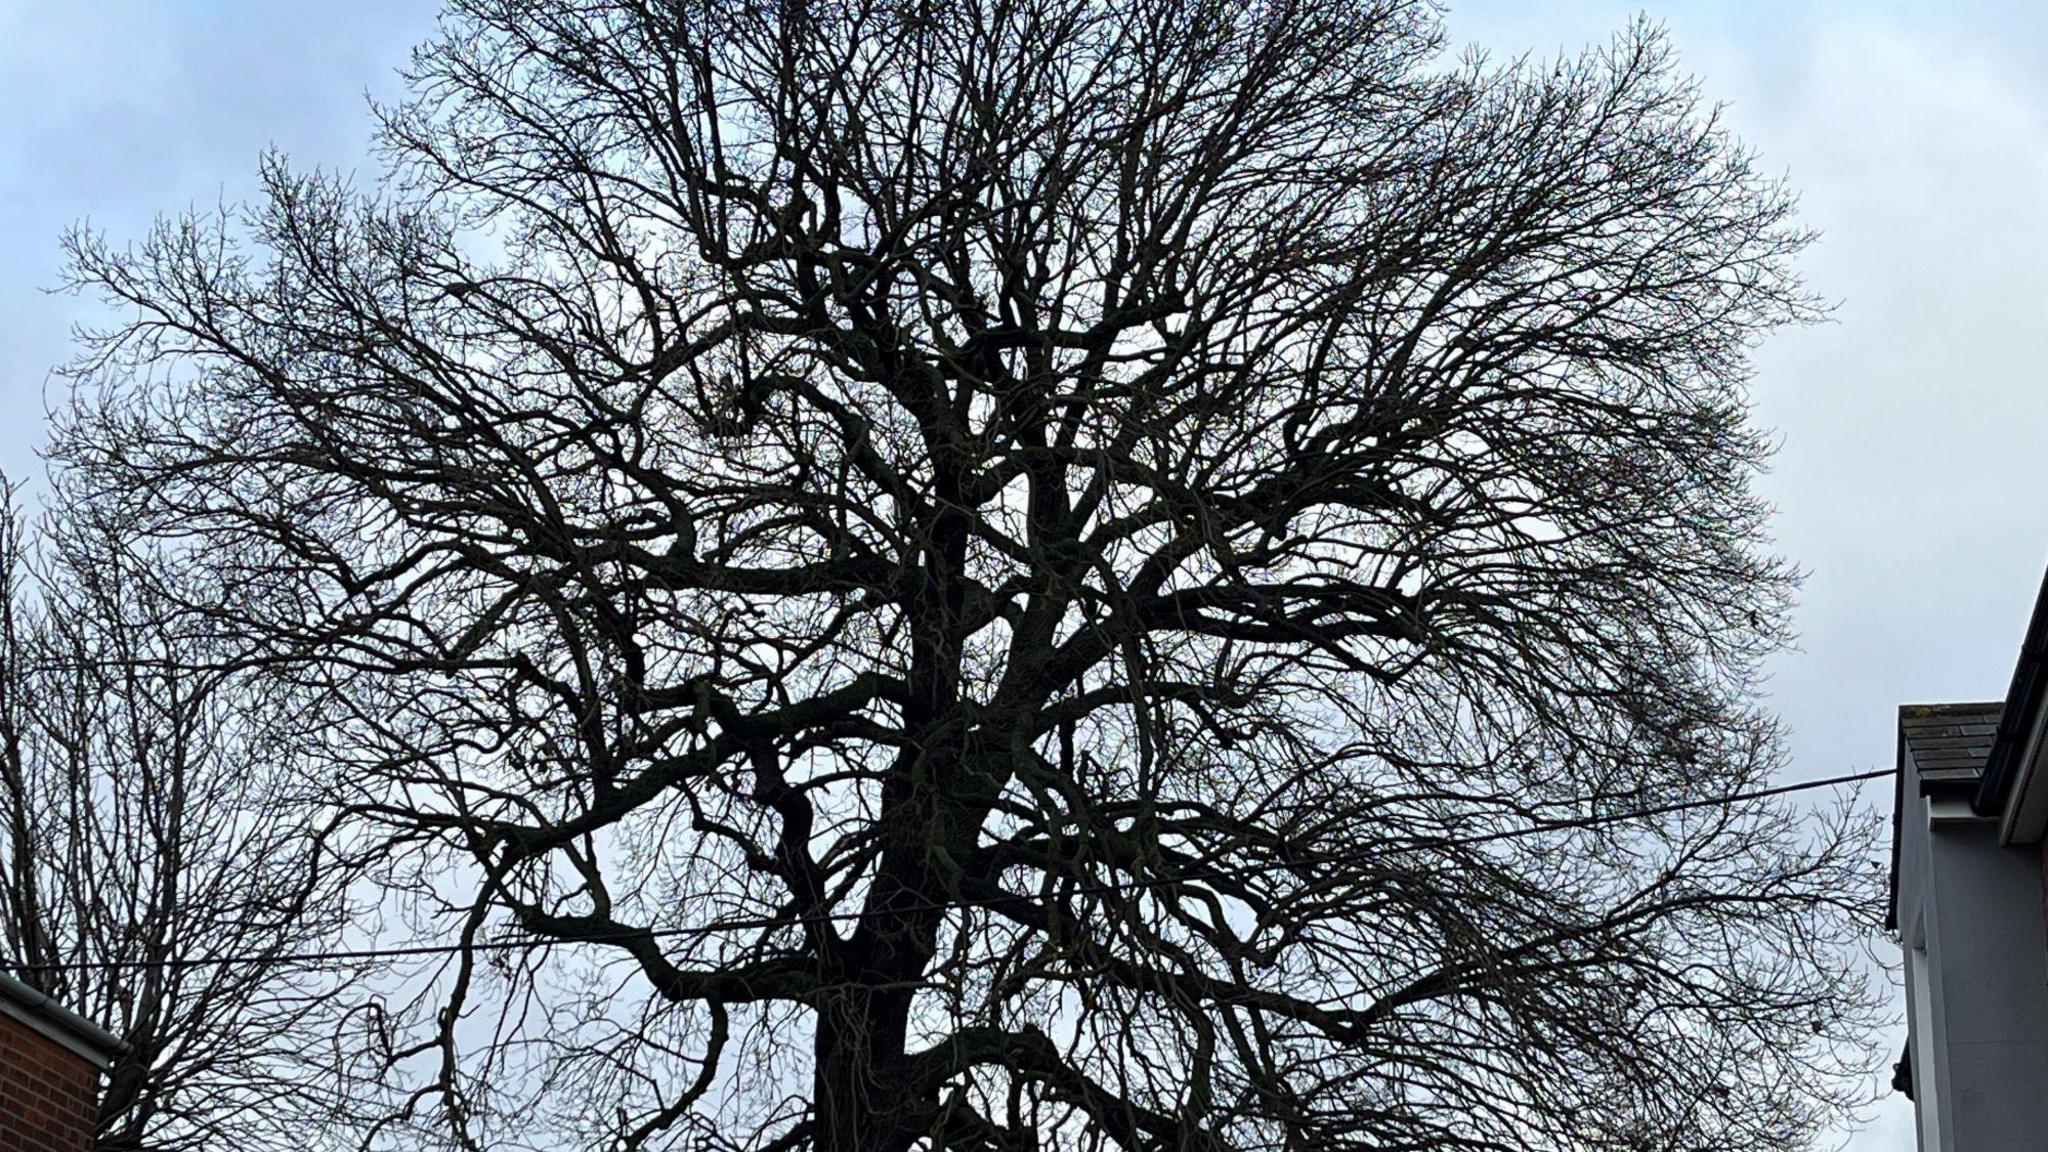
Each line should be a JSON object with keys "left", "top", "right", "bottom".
{"left": 0, "top": 478, "right": 359, "bottom": 1152}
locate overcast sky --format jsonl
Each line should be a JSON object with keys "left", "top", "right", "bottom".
{"left": 7, "top": 2, "right": 2047, "bottom": 1147}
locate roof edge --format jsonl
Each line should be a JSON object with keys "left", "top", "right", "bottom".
{"left": 1975, "top": 562, "right": 2048, "bottom": 818}
{"left": 1886, "top": 715, "right": 1906, "bottom": 932}
{"left": 0, "top": 970, "right": 126, "bottom": 1069}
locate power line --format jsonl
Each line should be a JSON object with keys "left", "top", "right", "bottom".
{"left": 9, "top": 767, "right": 1891, "bottom": 977}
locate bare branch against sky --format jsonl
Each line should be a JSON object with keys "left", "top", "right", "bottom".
{"left": 6, "top": 3, "right": 2048, "bottom": 1150}
{"left": 41, "top": 1, "right": 1890, "bottom": 1148}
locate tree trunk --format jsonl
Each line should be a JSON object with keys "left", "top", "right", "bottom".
{"left": 814, "top": 985, "right": 918, "bottom": 1152}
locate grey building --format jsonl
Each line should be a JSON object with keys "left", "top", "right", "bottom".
{"left": 1890, "top": 567, "right": 2048, "bottom": 1150}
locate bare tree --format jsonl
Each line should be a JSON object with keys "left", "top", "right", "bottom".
{"left": 0, "top": 482, "right": 358, "bottom": 1152}
{"left": 51, "top": 1, "right": 1886, "bottom": 1149}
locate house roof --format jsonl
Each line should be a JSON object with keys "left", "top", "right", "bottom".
{"left": 1886, "top": 701, "right": 2004, "bottom": 930}
{"left": 0, "top": 970, "right": 125, "bottom": 1069}
{"left": 1902, "top": 702, "right": 2004, "bottom": 793}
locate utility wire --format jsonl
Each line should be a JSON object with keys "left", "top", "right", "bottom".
{"left": 9, "top": 766, "right": 1891, "bottom": 976}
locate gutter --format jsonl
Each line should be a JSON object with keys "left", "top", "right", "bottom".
{"left": 1974, "top": 562, "right": 2048, "bottom": 819}
{"left": 0, "top": 970, "right": 127, "bottom": 1069}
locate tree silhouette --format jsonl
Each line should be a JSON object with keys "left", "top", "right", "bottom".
{"left": 0, "top": 483, "right": 360, "bottom": 1152}
{"left": 53, "top": 1, "right": 1884, "bottom": 1149}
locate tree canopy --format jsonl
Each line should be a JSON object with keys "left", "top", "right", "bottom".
{"left": 50, "top": 1, "right": 1885, "bottom": 1149}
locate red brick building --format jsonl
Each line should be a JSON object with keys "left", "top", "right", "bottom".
{"left": 0, "top": 972, "right": 123, "bottom": 1152}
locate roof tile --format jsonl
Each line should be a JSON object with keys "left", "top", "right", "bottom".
{"left": 1900, "top": 702, "right": 2005, "bottom": 783}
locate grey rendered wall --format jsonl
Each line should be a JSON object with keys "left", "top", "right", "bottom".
{"left": 1925, "top": 821, "right": 2048, "bottom": 1150}
{"left": 1898, "top": 747, "right": 2048, "bottom": 1150}
{"left": 1895, "top": 746, "right": 1951, "bottom": 1152}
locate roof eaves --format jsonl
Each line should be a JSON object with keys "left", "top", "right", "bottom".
{"left": 1888, "top": 701, "right": 2002, "bottom": 931}
{"left": 1975, "top": 562, "right": 2048, "bottom": 819}
{"left": 1886, "top": 717, "right": 1905, "bottom": 932}
{"left": 0, "top": 970, "right": 126, "bottom": 1069}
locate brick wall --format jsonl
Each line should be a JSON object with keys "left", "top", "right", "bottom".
{"left": 0, "top": 1011, "right": 97, "bottom": 1152}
